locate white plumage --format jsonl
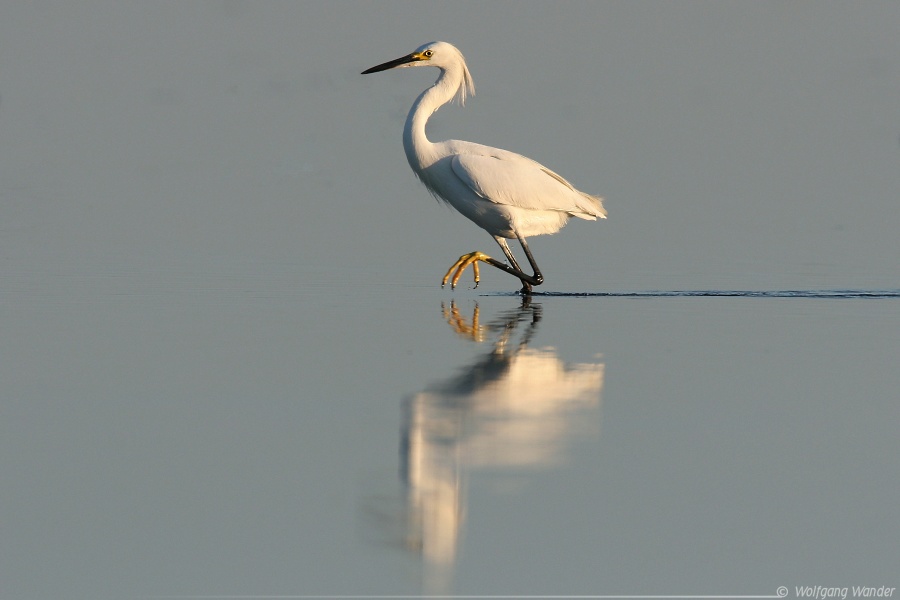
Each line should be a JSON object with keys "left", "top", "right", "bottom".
{"left": 363, "top": 41, "right": 606, "bottom": 293}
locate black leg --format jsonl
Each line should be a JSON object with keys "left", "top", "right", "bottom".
{"left": 517, "top": 235, "right": 543, "bottom": 287}
{"left": 489, "top": 236, "right": 543, "bottom": 294}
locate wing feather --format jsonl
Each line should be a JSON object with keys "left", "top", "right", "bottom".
{"left": 449, "top": 152, "right": 605, "bottom": 219}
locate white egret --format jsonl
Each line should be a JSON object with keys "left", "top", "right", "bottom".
{"left": 362, "top": 41, "right": 606, "bottom": 293}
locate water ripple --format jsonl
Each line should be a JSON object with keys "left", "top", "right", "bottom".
{"left": 517, "top": 289, "right": 900, "bottom": 299}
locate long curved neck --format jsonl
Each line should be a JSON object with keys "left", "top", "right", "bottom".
{"left": 403, "top": 68, "right": 460, "bottom": 171}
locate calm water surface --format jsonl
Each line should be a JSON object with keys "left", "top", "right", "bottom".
{"left": 2, "top": 264, "right": 898, "bottom": 598}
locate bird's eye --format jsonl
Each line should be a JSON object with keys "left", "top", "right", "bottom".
{"left": 423, "top": 49, "right": 433, "bottom": 58}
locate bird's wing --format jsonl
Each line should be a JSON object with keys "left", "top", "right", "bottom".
{"left": 450, "top": 152, "right": 606, "bottom": 219}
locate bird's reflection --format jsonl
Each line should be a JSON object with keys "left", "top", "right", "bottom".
{"left": 401, "top": 299, "right": 604, "bottom": 591}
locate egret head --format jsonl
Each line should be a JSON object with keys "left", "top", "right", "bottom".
{"left": 362, "top": 41, "right": 475, "bottom": 105}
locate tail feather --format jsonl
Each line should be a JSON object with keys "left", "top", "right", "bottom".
{"left": 571, "top": 192, "right": 607, "bottom": 220}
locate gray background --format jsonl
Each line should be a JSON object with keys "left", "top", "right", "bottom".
{"left": 1, "top": 2, "right": 898, "bottom": 598}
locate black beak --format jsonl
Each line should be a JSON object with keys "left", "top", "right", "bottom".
{"left": 361, "top": 53, "right": 420, "bottom": 74}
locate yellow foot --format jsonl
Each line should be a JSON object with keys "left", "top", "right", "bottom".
{"left": 441, "top": 251, "right": 492, "bottom": 289}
